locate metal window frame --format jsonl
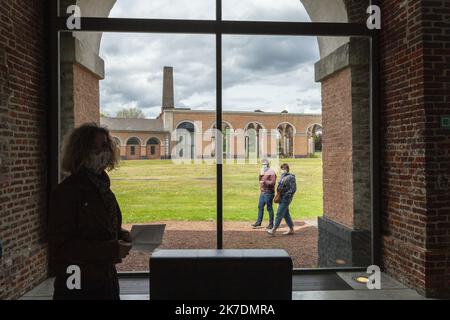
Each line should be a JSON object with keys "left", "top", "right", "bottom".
{"left": 49, "top": 0, "right": 381, "bottom": 272}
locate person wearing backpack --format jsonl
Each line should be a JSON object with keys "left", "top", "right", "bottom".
{"left": 268, "top": 163, "right": 296, "bottom": 236}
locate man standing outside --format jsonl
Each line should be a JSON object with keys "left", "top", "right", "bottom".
{"left": 252, "top": 159, "right": 277, "bottom": 229}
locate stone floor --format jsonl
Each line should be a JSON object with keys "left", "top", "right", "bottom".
{"left": 20, "top": 271, "right": 428, "bottom": 300}
{"left": 117, "top": 221, "right": 319, "bottom": 271}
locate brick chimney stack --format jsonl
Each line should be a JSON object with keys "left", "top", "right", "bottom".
{"left": 162, "top": 66, "right": 175, "bottom": 110}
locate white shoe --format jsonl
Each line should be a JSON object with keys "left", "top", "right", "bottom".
{"left": 267, "top": 228, "right": 277, "bottom": 236}
{"left": 282, "top": 228, "right": 295, "bottom": 235}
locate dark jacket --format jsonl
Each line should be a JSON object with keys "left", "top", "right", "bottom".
{"left": 48, "top": 168, "right": 127, "bottom": 300}
{"left": 277, "top": 172, "right": 297, "bottom": 198}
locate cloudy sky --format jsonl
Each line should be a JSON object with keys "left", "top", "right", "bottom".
{"left": 100, "top": 0, "right": 322, "bottom": 118}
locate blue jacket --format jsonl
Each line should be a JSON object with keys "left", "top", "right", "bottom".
{"left": 277, "top": 173, "right": 297, "bottom": 198}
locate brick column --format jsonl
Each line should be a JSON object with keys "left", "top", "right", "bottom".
{"left": 162, "top": 66, "right": 175, "bottom": 110}
{"left": 315, "top": 38, "right": 371, "bottom": 267}
{"left": 0, "top": 0, "right": 49, "bottom": 299}
{"left": 380, "top": 0, "right": 450, "bottom": 298}
{"left": 60, "top": 33, "right": 104, "bottom": 143}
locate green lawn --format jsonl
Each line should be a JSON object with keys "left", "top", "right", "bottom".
{"left": 109, "top": 156, "right": 323, "bottom": 223}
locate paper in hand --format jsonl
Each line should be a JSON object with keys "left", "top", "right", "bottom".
{"left": 130, "top": 224, "right": 166, "bottom": 253}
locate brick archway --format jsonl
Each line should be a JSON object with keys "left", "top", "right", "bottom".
{"left": 146, "top": 137, "right": 161, "bottom": 160}
{"left": 306, "top": 123, "right": 322, "bottom": 156}
{"left": 277, "top": 122, "right": 296, "bottom": 158}
{"left": 245, "top": 122, "right": 264, "bottom": 159}
{"left": 126, "top": 136, "right": 142, "bottom": 160}
{"left": 175, "top": 121, "right": 196, "bottom": 159}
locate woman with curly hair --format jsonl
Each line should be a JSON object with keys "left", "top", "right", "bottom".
{"left": 48, "top": 123, "right": 132, "bottom": 300}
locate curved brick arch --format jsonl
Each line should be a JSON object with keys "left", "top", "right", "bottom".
{"left": 277, "top": 122, "right": 296, "bottom": 158}
{"left": 244, "top": 121, "right": 266, "bottom": 131}
{"left": 146, "top": 137, "right": 162, "bottom": 159}
{"left": 126, "top": 136, "right": 142, "bottom": 146}
{"left": 276, "top": 121, "right": 297, "bottom": 135}
{"left": 175, "top": 121, "right": 197, "bottom": 159}
{"left": 112, "top": 136, "right": 122, "bottom": 146}
{"left": 305, "top": 123, "right": 322, "bottom": 156}
{"left": 146, "top": 137, "right": 161, "bottom": 145}
{"left": 306, "top": 122, "right": 323, "bottom": 135}
{"left": 124, "top": 136, "right": 142, "bottom": 159}
{"left": 79, "top": 0, "right": 366, "bottom": 59}
{"left": 209, "top": 120, "right": 234, "bottom": 131}
{"left": 62, "top": 0, "right": 368, "bottom": 60}
{"left": 60, "top": 0, "right": 117, "bottom": 68}
{"left": 175, "top": 120, "right": 200, "bottom": 133}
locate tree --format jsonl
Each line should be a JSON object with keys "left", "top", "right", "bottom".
{"left": 116, "top": 108, "right": 146, "bottom": 119}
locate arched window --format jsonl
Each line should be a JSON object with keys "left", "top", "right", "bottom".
{"left": 176, "top": 122, "right": 195, "bottom": 159}
{"left": 245, "top": 122, "right": 263, "bottom": 159}
{"left": 177, "top": 122, "right": 195, "bottom": 132}
{"left": 307, "top": 124, "right": 323, "bottom": 155}
{"left": 144, "top": 137, "right": 160, "bottom": 157}
{"left": 212, "top": 122, "right": 232, "bottom": 157}
{"left": 147, "top": 137, "right": 160, "bottom": 145}
{"left": 112, "top": 137, "right": 121, "bottom": 147}
{"left": 126, "top": 137, "right": 141, "bottom": 145}
{"left": 126, "top": 137, "right": 141, "bottom": 156}
{"left": 277, "top": 123, "right": 295, "bottom": 158}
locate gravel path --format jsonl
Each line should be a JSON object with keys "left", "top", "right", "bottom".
{"left": 117, "top": 221, "right": 318, "bottom": 271}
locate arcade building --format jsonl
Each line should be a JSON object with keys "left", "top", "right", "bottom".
{"left": 101, "top": 67, "right": 323, "bottom": 161}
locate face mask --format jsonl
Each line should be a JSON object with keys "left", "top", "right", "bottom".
{"left": 281, "top": 169, "right": 287, "bottom": 175}
{"left": 262, "top": 164, "right": 269, "bottom": 172}
{"left": 86, "top": 151, "right": 111, "bottom": 174}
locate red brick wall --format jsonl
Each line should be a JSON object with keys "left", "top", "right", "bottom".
{"left": 170, "top": 111, "right": 322, "bottom": 158}
{"left": 73, "top": 63, "right": 101, "bottom": 127}
{"left": 111, "top": 131, "right": 168, "bottom": 159}
{"left": 322, "top": 67, "right": 354, "bottom": 228}
{"left": 422, "top": 0, "right": 450, "bottom": 297}
{"left": 0, "top": 0, "right": 48, "bottom": 299}
{"left": 380, "top": 0, "right": 450, "bottom": 298}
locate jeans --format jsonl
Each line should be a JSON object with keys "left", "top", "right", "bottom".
{"left": 274, "top": 194, "right": 294, "bottom": 229}
{"left": 256, "top": 192, "right": 275, "bottom": 225}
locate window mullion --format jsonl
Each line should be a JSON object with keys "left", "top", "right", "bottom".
{"left": 216, "top": 0, "right": 223, "bottom": 250}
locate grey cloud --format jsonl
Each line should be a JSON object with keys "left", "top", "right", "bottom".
{"left": 244, "top": 37, "right": 318, "bottom": 70}
{"left": 110, "top": 0, "right": 215, "bottom": 20}
{"left": 222, "top": 36, "right": 319, "bottom": 87}
{"left": 222, "top": 0, "right": 311, "bottom": 22}
{"left": 100, "top": 0, "right": 322, "bottom": 117}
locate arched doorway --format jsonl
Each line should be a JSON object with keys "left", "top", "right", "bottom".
{"left": 126, "top": 137, "right": 141, "bottom": 160}
{"left": 277, "top": 123, "right": 295, "bottom": 158}
{"left": 146, "top": 137, "right": 161, "bottom": 160}
{"left": 211, "top": 122, "right": 232, "bottom": 159}
{"left": 112, "top": 136, "right": 121, "bottom": 148}
{"left": 112, "top": 136, "right": 122, "bottom": 157}
{"left": 306, "top": 124, "right": 323, "bottom": 156}
{"left": 176, "top": 121, "right": 195, "bottom": 160}
{"left": 245, "top": 122, "right": 263, "bottom": 160}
